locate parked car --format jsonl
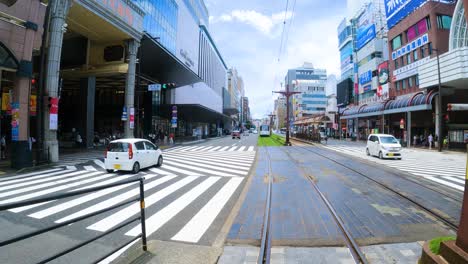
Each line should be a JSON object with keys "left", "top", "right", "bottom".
{"left": 366, "top": 134, "right": 402, "bottom": 160}
{"left": 105, "top": 139, "right": 163, "bottom": 173}
{"left": 232, "top": 130, "right": 241, "bottom": 139}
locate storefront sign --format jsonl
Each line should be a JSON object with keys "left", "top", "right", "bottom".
{"left": 148, "top": 84, "right": 161, "bottom": 91}
{"left": 359, "top": 70, "right": 372, "bottom": 85}
{"left": 49, "top": 97, "right": 59, "bottom": 130}
{"left": 129, "top": 107, "right": 135, "bottom": 129}
{"left": 121, "top": 106, "right": 127, "bottom": 121}
{"left": 378, "top": 61, "right": 389, "bottom": 85}
{"left": 393, "top": 56, "right": 430, "bottom": 81}
{"left": 391, "top": 33, "right": 429, "bottom": 60}
{"left": 171, "top": 105, "right": 177, "bottom": 128}
{"left": 385, "top": 0, "right": 431, "bottom": 29}
{"left": 363, "top": 85, "right": 372, "bottom": 92}
{"left": 11, "top": 102, "right": 19, "bottom": 141}
{"left": 29, "top": 95, "right": 37, "bottom": 116}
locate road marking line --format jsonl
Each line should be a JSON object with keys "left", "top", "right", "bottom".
{"left": 155, "top": 164, "right": 204, "bottom": 176}
{"left": 189, "top": 146, "right": 208, "bottom": 151}
{"left": 94, "top": 159, "right": 106, "bottom": 169}
{"left": 0, "top": 170, "right": 100, "bottom": 197}
{"left": 420, "top": 175, "right": 464, "bottom": 191}
{"left": 164, "top": 156, "right": 250, "bottom": 171}
{"left": 125, "top": 177, "right": 220, "bottom": 237}
{"left": 199, "top": 146, "right": 215, "bottom": 151}
{"left": 0, "top": 170, "right": 79, "bottom": 192}
{"left": 208, "top": 146, "right": 221, "bottom": 151}
{"left": 164, "top": 160, "right": 236, "bottom": 177}
{"left": 66, "top": 166, "right": 77, "bottom": 170}
{"left": 237, "top": 146, "right": 246, "bottom": 151}
{"left": 0, "top": 172, "right": 105, "bottom": 205}
{"left": 164, "top": 151, "right": 256, "bottom": 159}
{"left": 248, "top": 146, "right": 255, "bottom": 151}
{"left": 11, "top": 174, "right": 138, "bottom": 213}
{"left": 0, "top": 168, "right": 64, "bottom": 185}
{"left": 164, "top": 157, "right": 248, "bottom": 175}
{"left": 162, "top": 153, "right": 254, "bottom": 167}
{"left": 219, "top": 146, "right": 229, "bottom": 151}
{"left": 171, "top": 177, "right": 243, "bottom": 243}
{"left": 441, "top": 176, "right": 466, "bottom": 185}
{"left": 88, "top": 176, "right": 197, "bottom": 232}
{"left": 55, "top": 175, "right": 176, "bottom": 223}
{"left": 84, "top": 165, "right": 97, "bottom": 171}
{"left": 227, "top": 147, "right": 238, "bottom": 151}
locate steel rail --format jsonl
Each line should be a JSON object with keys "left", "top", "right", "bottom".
{"left": 258, "top": 147, "right": 273, "bottom": 264}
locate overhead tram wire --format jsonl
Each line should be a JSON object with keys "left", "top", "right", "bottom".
{"left": 277, "top": 0, "right": 290, "bottom": 62}
{"left": 281, "top": 0, "right": 297, "bottom": 62}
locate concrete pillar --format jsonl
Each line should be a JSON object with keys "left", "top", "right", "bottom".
{"left": 80, "top": 76, "right": 95, "bottom": 148}
{"left": 44, "top": 0, "right": 71, "bottom": 162}
{"left": 407, "top": 111, "right": 412, "bottom": 148}
{"left": 124, "top": 39, "right": 139, "bottom": 138}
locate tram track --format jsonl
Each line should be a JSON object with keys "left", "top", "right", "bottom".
{"left": 291, "top": 142, "right": 459, "bottom": 232}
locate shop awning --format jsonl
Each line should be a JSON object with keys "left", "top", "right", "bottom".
{"left": 140, "top": 33, "right": 202, "bottom": 87}
{"left": 293, "top": 115, "right": 331, "bottom": 125}
{"left": 340, "top": 92, "right": 436, "bottom": 119}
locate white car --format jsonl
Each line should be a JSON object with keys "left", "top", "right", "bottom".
{"left": 253, "top": 130, "right": 258, "bottom": 134}
{"left": 366, "top": 134, "right": 402, "bottom": 160}
{"left": 105, "top": 139, "right": 163, "bottom": 173}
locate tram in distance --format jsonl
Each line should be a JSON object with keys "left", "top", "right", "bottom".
{"left": 259, "top": 124, "right": 270, "bottom": 137}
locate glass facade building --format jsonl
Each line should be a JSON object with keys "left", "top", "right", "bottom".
{"left": 135, "top": 0, "right": 178, "bottom": 54}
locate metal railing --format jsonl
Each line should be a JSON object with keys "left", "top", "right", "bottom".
{"left": 0, "top": 177, "right": 147, "bottom": 263}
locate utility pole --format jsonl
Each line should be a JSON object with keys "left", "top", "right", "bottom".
{"left": 435, "top": 49, "right": 443, "bottom": 152}
{"left": 273, "top": 83, "right": 300, "bottom": 146}
{"left": 268, "top": 114, "right": 276, "bottom": 135}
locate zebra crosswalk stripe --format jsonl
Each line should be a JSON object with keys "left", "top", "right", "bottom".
{"left": 94, "top": 159, "right": 106, "bottom": 169}
{"left": 209, "top": 146, "right": 221, "bottom": 151}
{"left": 88, "top": 176, "right": 197, "bottom": 232}
{"left": 164, "top": 160, "right": 237, "bottom": 177}
{"left": 248, "top": 146, "right": 255, "bottom": 151}
{"left": 55, "top": 175, "right": 176, "bottom": 223}
{"left": 164, "top": 153, "right": 254, "bottom": 166}
{"left": 171, "top": 177, "right": 243, "bottom": 243}
{"left": 125, "top": 176, "right": 221, "bottom": 237}
{"left": 0, "top": 168, "right": 64, "bottom": 184}
{"left": 164, "top": 156, "right": 250, "bottom": 171}
{"left": 164, "top": 158, "right": 248, "bottom": 176}
{"left": 218, "top": 146, "right": 229, "bottom": 151}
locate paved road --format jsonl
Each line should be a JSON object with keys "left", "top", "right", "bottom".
{"left": 0, "top": 134, "right": 258, "bottom": 264}
{"left": 321, "top": 139, "right": 467, "bottom": 192}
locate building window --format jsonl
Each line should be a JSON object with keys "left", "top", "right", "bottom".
{"left": 428, "top": 42, "right": 433, "bottom": 55}
{"left": 392, "top": 35, "right": 402, "bottom": 50}
{"left": 437, "top": 15, "right": 452, "bottom": 29}
{"left": 426, "top": 17, "right": 432, "bottom": 30}
{"left": 406, "top": 53, "right": 411, "bottom": 64}
{"left": 408, "top": 77, "right": 413, "bottom": 87}
{"left": 420, "top": 47, "right": 425, "bottom": 58}
{"left": 395, "top": 59, "right": 399, "bottom": 69}
{"left": 402, "top": 79, "right": 407, "bottom": 90}
{"left": 400, "top": 57, "right": 405, "bottom": 66}
{"left": 396, "top": 81, "right": 400, "bottom": 91}
{"left": 413, "top": 50, "right": 418, "bottom": 61}
{"left": 415, "top": 75, "right": 419, "bottom": 86}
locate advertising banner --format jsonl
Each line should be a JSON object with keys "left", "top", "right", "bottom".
{"left": 391, "top": 33, "right": 429, "bottom": 60}
{"left": 359, "top": 70, "right": 373, "bottom": 85}
{"left": 129, "top": 107, "right": 135, "bottom": 129}
{"left": 11, "top": 102, "right": 19, "bottom": 141}
{"left": 2, "top": 92, "right": 11, "bottom": 114}
{"left": 29, "top": 95, "right": 37, "bottom": 116}
{"left": 378, "top": 61, "right": 389, "bottom": 86}
{"left": 121, "top": 106, "right": 128, "bottom": 121}
{"left": 356, "top": 24, "right": 376, "bottom": 50}
{"left": 393, "top": 56, "right": 430, "bottom": 81}
{"left": 171, "top": 105, "right": 177, "bottom": 128}
{"left": 385, "top": 0, "right": 426, "bottom": 29}
{"left": 49, "top": 97, "right": 59, "bottom": 130}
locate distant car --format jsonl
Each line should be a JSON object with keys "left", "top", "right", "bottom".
{"left": 366, "top": 134, "right": 402, "bottom": 160}
{"left": 232, "top": 130, "right": 241, "bottom": 139}
{"left": 253, "top": 130, "right": 258, "bottom": 134}
{"left": 105, "top": 139, "right": 163, "bottom": 173}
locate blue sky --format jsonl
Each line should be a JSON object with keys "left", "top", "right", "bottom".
{"left": 204, "top": 0, "right": 366, "bottom": 119}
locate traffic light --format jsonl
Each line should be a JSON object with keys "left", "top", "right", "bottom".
{"left": 162, "top": 83, "right": 176, "bottom": 89}
{"left": 444, "top": 113, "right": 450, "bottom": 123}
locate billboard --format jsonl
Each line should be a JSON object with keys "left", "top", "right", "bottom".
{"left": 356, "top": 3, "right": 376, "bottom": 51}
{"left": 378, "top": 61, "right": 389, "bottom": 86}
{"left": 384, "top": 0, "right": 453, "bottom": 29}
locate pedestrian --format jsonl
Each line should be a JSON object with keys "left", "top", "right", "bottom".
{"left": 28, "top": 136, "right": 36, "bottom": 151}
{"left": 428, "top": 134, "right": 433, "bottom": 149}
{"left": 443, "top": 136, "right": 449, "bottom": 149}
{"left": 159, "top": 130, "right": 164, "bottom": 144}
{"left": 0, "top": 135, "right": 6, "bottom": 160}
{"left": 413, "top": 135, "right": 418, "bottom": 146}
{"left": 75, "top": 132, "right": 83, "bottom": 148}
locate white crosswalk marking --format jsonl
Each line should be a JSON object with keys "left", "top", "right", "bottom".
{"left": 125, "top": 177, "right": 220, "bottom": 237}
{"left": 2, "top": 144, "right": 256, "bottom": 245}
{"left": 55, "top": 175, "right": 176, "bottom": 223}
{"left": 88, "top": 176, "right": 198, "bottom": 232}
{"left": 323, "top": 144, "right": 466, "bottom": 191}
{"left": 171, "top": 177, "right": 243, "bottom": 242}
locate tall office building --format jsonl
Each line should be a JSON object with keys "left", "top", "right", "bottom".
{"left": 285, "top": 63, "right": 328, "bottom": 121}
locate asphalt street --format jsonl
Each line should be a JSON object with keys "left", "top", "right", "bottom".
{"left": 0, "top": 134, "right": 258, "bottom": 264}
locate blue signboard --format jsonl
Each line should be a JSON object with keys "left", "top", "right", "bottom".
{"left": 363, "top": 85, "right": 372, "bottom": 92}
{"left": 391, "top": 33, "right": 429, "bottom": 60}
{"left": 384, "top": 0, "right": 437, "bottom": 29}
{"left": 359, "top": 70, "right": 372, "bottom": 85}
{"left": 356, "top": 24, "right": 376, "bottom": 50}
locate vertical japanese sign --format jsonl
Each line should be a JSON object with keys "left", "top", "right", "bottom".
{"left": 11, "top": 102, "right": 19, "bottom": 141}
{"left": 171, "top": 105, "right": 177, "bottom": 128}
{"left": 129, "top": 107, "right": 135, "bottom": 129}
{"left": 49, "top": 97, "right": 59, "bottom": 130}
{"left": 29, "top": 95, "right": 37, "bottom": 116}
{"left": 377, "top": 61, "right": 389, "bottom": 97}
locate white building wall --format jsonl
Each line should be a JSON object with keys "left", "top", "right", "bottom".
{"left": 174, "top": 82, "right": 223, "bottom": 113}
{"left": 175, "top": 0, "right": 200, "bottom": 73}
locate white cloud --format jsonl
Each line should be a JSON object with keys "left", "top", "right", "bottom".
{"left": 211, "top": 10, "right": 293, "bottom": 35}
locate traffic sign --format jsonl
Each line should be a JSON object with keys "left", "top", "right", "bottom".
{"left": 148, "top": 84, "right": 161, "bottom": 91}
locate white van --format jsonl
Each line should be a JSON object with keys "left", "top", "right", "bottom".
{"left": 366, "top": 134, "right": 402, "bottom": 160}
{"left": 105, "top": 139, "right": 163, "bottom": 173}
